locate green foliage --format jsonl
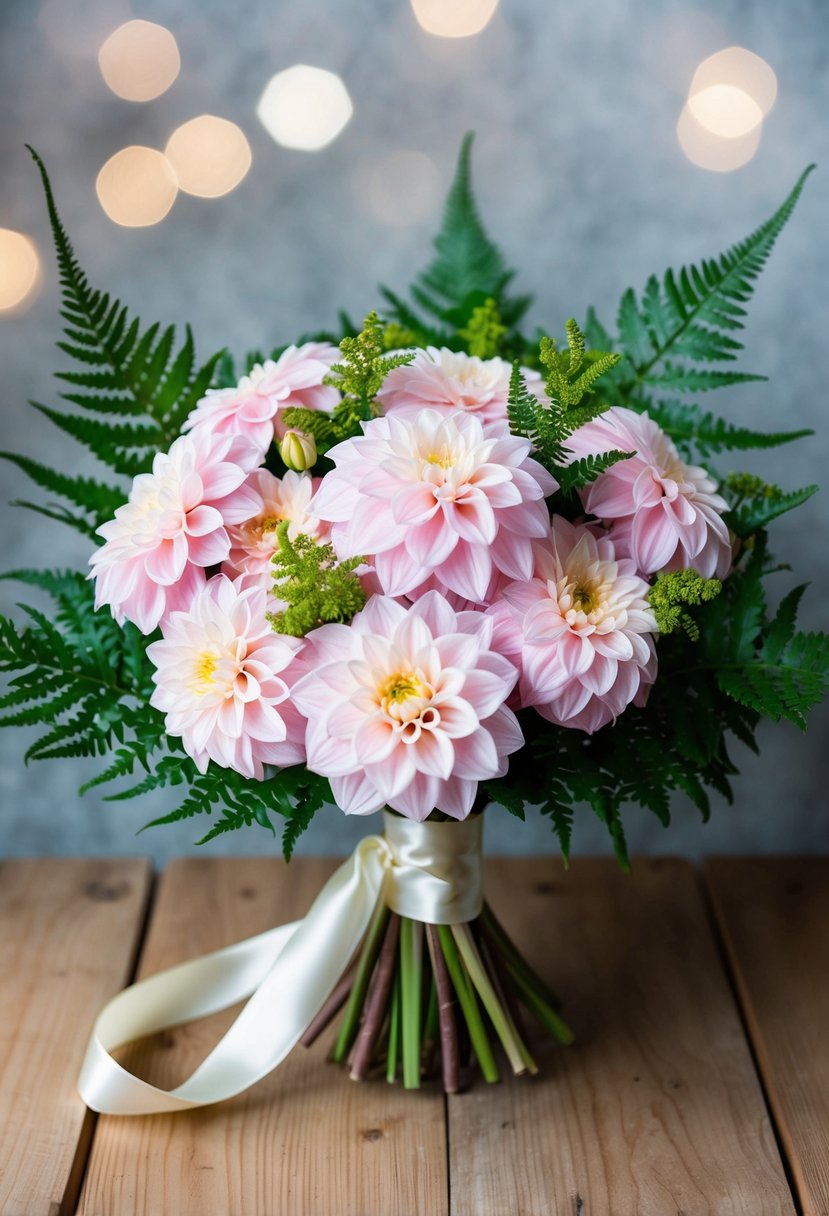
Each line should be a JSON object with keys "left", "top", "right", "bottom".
{"left": 324, "top": 312, "right": 413, "bottom": 436}
{"left": 268, "top": 523, "right": 367, "bottom": 637}
{"left": 723, "top": 474, "right": 819, "bottom": 539}
{"left": 140, "top": 762, "right": 331, "bottom": 858}
{"left": 507, "top": 319, "right": 626, "bottom": 488}
{"left": 604, "top": 166, "right": 814, "bottom": 399}
{"left": 649, "top": 570, "right": 722, "bottom": 640}
{"left": 381, "top": 133, "right": 531, "bottom": 349}
{"left": 457, "top": 297, "right": 507, "bottom": 357}
{"left": 5, "top": 149, "right": 223, "bottom": 539}
{"left": 642, "top": 399, "right": 813, "bottom": 462}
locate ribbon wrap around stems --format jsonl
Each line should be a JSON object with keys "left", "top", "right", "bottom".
{"left": 78, "top": 810, "right": 483, "bottom": 1115}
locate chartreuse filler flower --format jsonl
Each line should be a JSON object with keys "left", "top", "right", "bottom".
{"left": 1, "top": 138, "right": 828, "bottom": 1113}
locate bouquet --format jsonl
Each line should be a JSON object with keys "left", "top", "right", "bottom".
{"left": 2, "top": 138, "right": 827, "bottom": 1115}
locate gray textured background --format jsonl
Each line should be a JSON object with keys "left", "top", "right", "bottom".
{"left": 1, "top": 0, "right": 827, "bottom": 862}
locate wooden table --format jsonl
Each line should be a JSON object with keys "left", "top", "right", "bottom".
{"left": 1, "top": 855, "right": 827, "bottom": 1216}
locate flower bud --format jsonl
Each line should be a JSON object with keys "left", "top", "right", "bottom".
{"left": 280, "top": 428, "right": 317, "bottom": 472}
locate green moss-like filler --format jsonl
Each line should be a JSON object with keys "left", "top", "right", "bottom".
{"left": 457, "top": 297, "right": 506, "bottom": 358}
{"left": 268, "top": 522, "right": 367, "bottom": 637}
{"left": 382, "top": 321, "right": 416, "bottom": 350}
{"left": 649, "top": 570, "right": 722, "bottom": 640}
{"left": 324, "top": 311, "right": 414, "bottom": 433}
{"left": 507, "top": 318, "right": 627, "bottom": 492}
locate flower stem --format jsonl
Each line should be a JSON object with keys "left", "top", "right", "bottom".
{"left": 451, "top": 923, "right": 537, "bottom": 1076}
{"left": 386, "top": 969, "right": 401, "bottom": 1084}
{"left": 422, "top": 971, "right": 439, "bottom": 1076}
{"left": 436, "top": 924, "right": 500, "bottom": 1084}
{"left": 350, "top": 913, "right": 400, "bottom": 1081}
{"left": 426, "top": 925, "right": 460, "bottom": 1094}
{"left": 400, "top": 917, "right": 424, "bottom": 1089}
{"left": 481, "top": 903, "right": 563, "bottom": 1011}
{"left": 300, "top": 967, "right": 354, "bottom": 1049}
{"left": 332, "top": 896, "right": 389, "bottom": 1064}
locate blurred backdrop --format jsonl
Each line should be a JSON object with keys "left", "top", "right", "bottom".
{"left": 1, "top": 0, "right": 827, "bottom": 861}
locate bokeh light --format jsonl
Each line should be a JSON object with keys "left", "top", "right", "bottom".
{"left": 687, "top": 84, "right": 763, "bottom": 139}
{"left": 165, "top": 116, "right": 252, "bottom": 198}
{"left": 98, "top": 19, "right": 181, "bottom": 102}
{"left": 677, "top": 103, "right": 762, "bottom": 173}
{"left": 0, "top": 230, "right": 41, "bottom": 313}
{"left": 257, "top": 66, "right": 353, "bottom": 151}
{"left": 96, "top": 147, "right": 179, "bottom": 227}
{"left": 410, "top": 0, "right": 499, "bottom": 38}
{"left": 361, "top": 150, "right": 440, "bottom": 227}
{"left": 689, "top": 46, "right": 777, "bottom": 118}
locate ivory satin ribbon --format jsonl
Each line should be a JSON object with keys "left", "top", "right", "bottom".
{"left": 78, "top": 811, "right": 483, "bottom": 1115}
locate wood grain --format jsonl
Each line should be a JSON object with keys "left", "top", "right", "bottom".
{"left": 447, "top": 857, "right": 795, "bottom": 1216}
{"left": 705, "top": 857, "right": 829, "bottom": 1216}
{"left": 77, "top": 857, "right": 448, "bottom": 1216}
{"left": 0, "top": 858, "right": 152, "bottom": 1216}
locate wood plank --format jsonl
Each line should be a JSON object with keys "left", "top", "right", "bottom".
{"left": 447, "top": 857, "right": 795, "bottom": 1216}
{"left": 705, "top": 857, "right": 829, "bottom": 1216}
{"left": 77, "top": 857, "right": 448, "bottom": 1216}
{"left": 0, "top": 858, "right": 152, "bottom": 1216}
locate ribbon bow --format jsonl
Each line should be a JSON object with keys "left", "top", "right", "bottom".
{"left": 78, "top": 812, "right": 483, "bottom": 1115}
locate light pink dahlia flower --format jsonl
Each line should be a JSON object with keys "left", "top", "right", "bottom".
{"left": 224, "top": 469, "right": 329, "bottom": 587}
{"left": 147, "top": 574, "right": 306, "bottom": 779}
{"left": 89, "top": 430, "right": 262, "bottom": 634}
{"left": 310, "top": 409, "right": 556, "bottom": 603}
{"left": 488, "top": 518, "right": 657, "bottom": 734}
{"left": 377, "top": 346, "right": 543, "bottom": 432}
{"left": 183, "top": 342, "right": 340, "bottom": 462}
{"left": 291, "top": 592, "right": 523, "bottom": 821}
{"left": 567, "top": 406, "right": 732, "bottom": 578}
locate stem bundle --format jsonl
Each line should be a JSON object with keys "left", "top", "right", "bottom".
{"left": 303, "top": 898, "right": 573, "bottom": 1092}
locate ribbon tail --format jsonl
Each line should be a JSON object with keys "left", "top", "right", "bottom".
{"left": 79, "top": 835, "right": 390, "bottom": 1115}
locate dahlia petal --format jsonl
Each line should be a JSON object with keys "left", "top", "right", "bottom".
{"left": 331, "top": 772, "right": 385, "bottom": 816}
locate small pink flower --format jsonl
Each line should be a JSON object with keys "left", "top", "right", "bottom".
{"left": 90, "top": 430, "right": 262, "bottom": 634}
{"left": 311, "top": 409, "right": 556, "bottom": 603}
{"left": 488, "top": 518, "right": 657, "bottom": 733}
{"left": 147, "top": 574, "right": 306, "bottom": 779}
{"left": 292, "top": 592, "right": 523, "bottom": 821}
{"left": 183, "top": 342, "right": 340, "bottom": 462}
{"left": 566, "top": 406, "right": 732, "bottom": 578}
{"left": 224, "top": 469, "right": 329, "bottom": 588}
{"left": 377, "top": 346, "right": 543, "bottom": 432}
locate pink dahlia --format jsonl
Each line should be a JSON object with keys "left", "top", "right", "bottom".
{"left": 183, "top": 342, "right": 340, "bottom": 461}
{"left": 224, "top": 469, "right": 329, "bottom": 587}
{"left": 90, "top": 430, "right": 262, "bottom": 634}
{"left": 311, "top": 409, "right": 556, "bottom": 603}
{"left": 489, "top": 518, "right": 657, "bottom": 733}
{"left": 377, "top": 346, "right": 543, "bottom": 432}
{"left": 147, "top": 574, "right": 306, "bottom": 779}
{"left": 292, "top": 592, "right": 523, "bottom": 821}
{"left": 567, "top": 406, "right": 732, "bottom": 578}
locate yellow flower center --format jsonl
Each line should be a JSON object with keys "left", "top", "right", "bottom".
{"left": 378, "top": 670, "right": 432, "bottom": 724}
{"left": 424, "top": 446, "right": 456, "bottom": 470}
{"left": 192, "top": 651, "right": 218, "bottom": 692}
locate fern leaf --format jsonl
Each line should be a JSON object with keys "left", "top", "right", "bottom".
{"left": 614, "top": 166, "right": 814, "bottom": 391}
{"left": 642, "top": 400, "right": 812, "bottom": 459}
{"left": 727, "top": 484, "right": 818, "bottom": 538}
{"left": 22, "top": 148, "right": 223, "bottom": 494}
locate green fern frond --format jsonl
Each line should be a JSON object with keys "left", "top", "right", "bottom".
{"left": 726, "top": 482, "right": 818, "bottom": 538}
{"left": 0, "top": 451, "right": 125, "bottom": 536}
{"left": 379, "top": 134, "right": 530, "bottom": 343}
{"left": 19, "top": 148, "right": 222, "bottom": 514}
{"left": 614, "top": 166, "right": 814, "bottom": 393}
{"left": 507, "top": 321, "right": 624, "bottom": 481}
{"left": 641, "top": 399, "right": 812, "bottom": 460}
